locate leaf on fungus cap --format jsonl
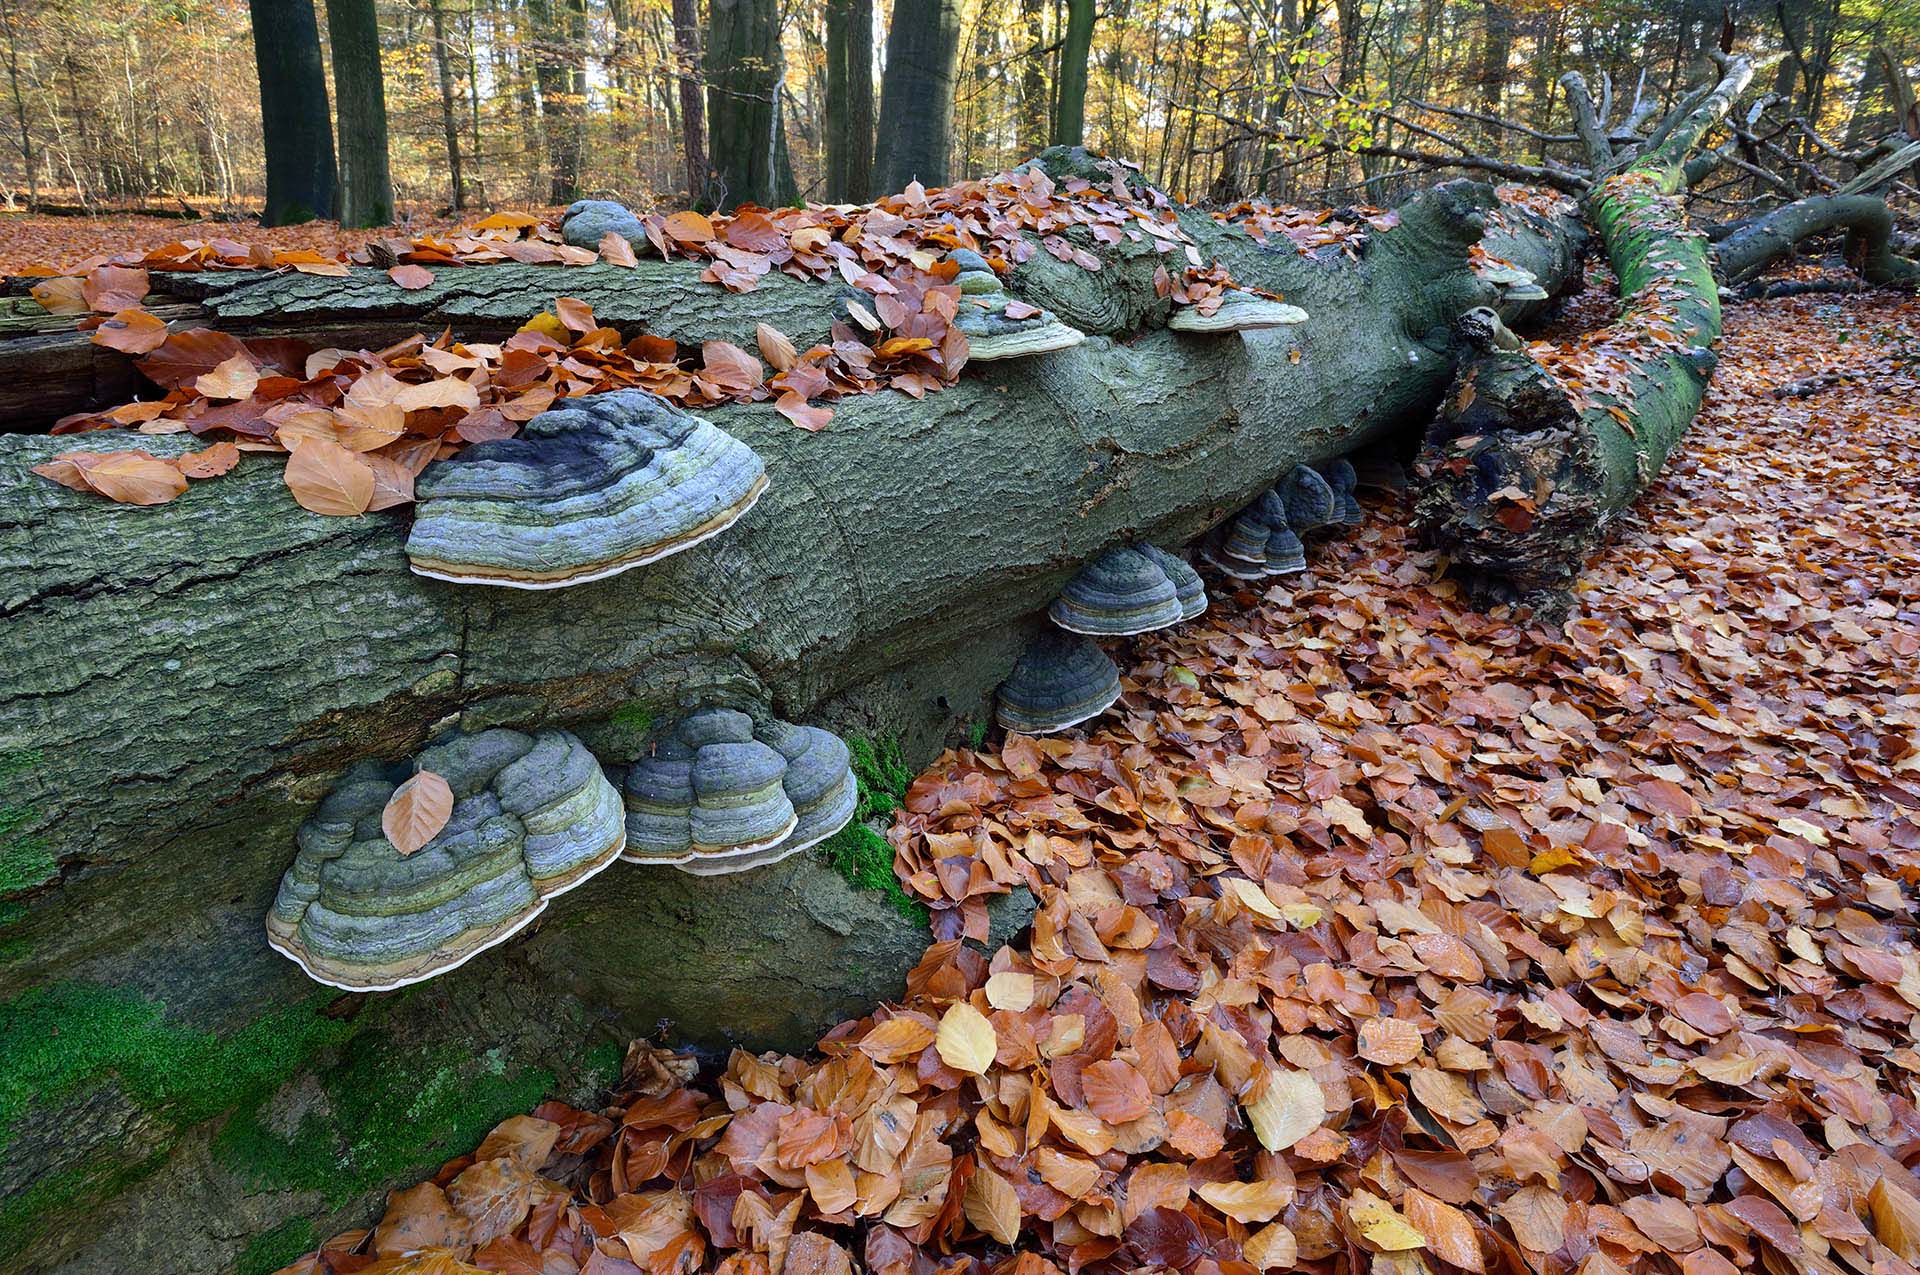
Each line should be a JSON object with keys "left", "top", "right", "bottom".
{"left": 383, "top": 770, "right": 455, "bottom": 856}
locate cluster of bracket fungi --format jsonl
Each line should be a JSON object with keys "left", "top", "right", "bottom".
{"left": 265, "top": 247, "right": 1364, "bottom": 992}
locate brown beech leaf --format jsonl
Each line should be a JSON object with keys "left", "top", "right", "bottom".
{"left": 1405, "top": 1188, "right": 1484, "bottom": 1272}
{"left": 91, "top": 308, "right": 168, "bottom": 354}
{"left": 82, "top": 264, "right": 149, "bottom": 312}
{"left": 1081, "top": 1059, "right": 1152, "bottom": 1123}
{"left": 934, "top": 1002, "right": 996, "bottom": 1075}
{"left": 195, "top": 352, "right": 261, "bottom": 401}
{"left": 35, "top": 449, "right": 189, "bottom": 505}
{"left": 663, "top": 210, "right": 715, "bottom": 243}
{"left": 175, "top": 441, "right": 242, "bottom": 479}
{"left": 756, "top": 323, "right": 798, "bottom": 371}
{"left": 776, "top": 393, "right": 832, "bottom": 432}
{"left": 963, "top": 1162, "right": 1021, "bottom": 1245}
{"left": 1196, "top": 1179, "right": 1292, "bottom": 1224}
{"left": 383, "top": 770, "right": 455, "bottom": 856}
{"left": 600, "top": 232, "right": 640, "bottom": 267}
{"left": 389, "top": 263, "right": 437, "bottom": 289}
{"left": 284, "top": 435, "right": 376, "bottom": 516}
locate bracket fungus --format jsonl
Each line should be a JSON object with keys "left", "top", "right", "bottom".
{"left": 561, "top": 199, "right": 648, "bottom": 253}
{"left": 621, "top": 709, "right": 857, "bottom": 875}
{"left": 948, "top": 248, "right": 1088, "bottom": 361}
{"left": 1138, "top": 543, "right": 1208, "bottom": 620}
{"left": 1168, "top": 288, "right": 1310, "bottom": 334}
{"left": 1478, "top": 258, "right": 1550, "bottom": 303}
{"left": 1048, "top": 545, "right": 1187, "bottom": 636}
{"left": 406, "top": 389, "right": 768, "bottom": 589}
{"left": 1251, "top": 492, "right": 1308, "bottom": 575}
{"left": 995, "top": 631, "right": 1124, "bottom": 735}
{"left": 1200, "top": 512, "right": 1273, "bottom": 579}
{"left": 265, "top": 729, "right": 625, "bottom": 992}
{"left": 1317, "top": 458, "right": 1365, "bottom": 525}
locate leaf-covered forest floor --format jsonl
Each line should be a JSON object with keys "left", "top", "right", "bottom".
{"left": 230, "top": 269, "right": 1917, "bottom": 1275}
{"left": 0, "top": 210, "right": 485, "bottom": 274}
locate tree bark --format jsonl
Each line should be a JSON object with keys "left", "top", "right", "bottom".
{"left": 1414, "top": 56, "right": 1756, "bottom": 602}
{"left": 705, "top": 0, "right": 782, "bottom": 209}
{"left": 873, "top": 0, "right": 961, "bottom": 190}
{"left": 0, "top": 161, "right": 1583, "bottom": 1272}
{"left": 824, "top": 0, "right": 874, "bottom": 201}
{"left": 324, "top": 0, "right": 394, "bottom": 228}
{"left": 1052, "top": 0, "right": 1095, "bottom": 146}
{"left": 1714, "top": 192, "right": 1920, "bottom": 286}
{"left": 248, "top": 0, "right": 337, "bottom": 225}
{"left": 427, "top": 0, "right": 467, "bottom": 210}
{"left": 669, "top": 0, "right": 709, "bottom": 205}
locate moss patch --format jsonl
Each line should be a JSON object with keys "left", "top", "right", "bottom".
{"left": 0, "top": 982, "right": 356, "bottom": 1155}
{"left": 237, "top": 1217, "right": 317, "bottom": 1275}
{"left": 824, "top": 736, "right": 926, "bottom": 923}
{"left": 215, "top": 1032, "right": 557, "bottom": 1207}
{"left": 0, "top": 749, "right": 52, "bottom": 897}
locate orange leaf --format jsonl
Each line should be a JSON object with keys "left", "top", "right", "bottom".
{"left": 389, "top": 264, "right": 436, "bottom": 290}
{"left": 175, "top": 441, "right": 242, "bottom": 479}
{"left": 382, "top": 770, "right": 455, "bottom": 856}
{"left": 82, "top": 265, "right": 149, "bottom": 313}
{"left": 90, "top": 308, "right": 168, "bottom": 354}
{"left": 663, "top": 210, "right": 715, "bottom": 243}
{"left": 195, "top": 353, "right": 261, "bottom": 401}
{"left": 283, "top": 435, "right": 376, "bottom": 516}
{"left": 599, "top": 232, "right": 639, "bottom": 267}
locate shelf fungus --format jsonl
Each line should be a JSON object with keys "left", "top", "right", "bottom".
{"left": 560, "top": 199, "right": 648, "bottom": 253}
{"left": 265, "top": 729, "right": 625, "bottom": 992}
{"left": 948, "top": 248, "right": 1087, "bottom": 361}
{"left": 1168, "top": 289, "right": 1309, "bottom": 334}
{"left": 1479, "top": 259, "right": 1550, "bottom": 303}
{"left": 1252, "top": 491, "right": 1308, "bottom": 576}
{"left": 1200, "top": 512, "right": 1273, "bottom": 579}
{"left": 1139, "top": 543, "right": 1208, "bottom": 620}
{"left": 622, "top": 709, "right": 857, "bottom": 875}
{"left": 1048, "top": 545, "right": 1187, "bottom": 636}
{"left": 995, "top": 631, "right": 1123, "bottom": 735}
{"left": 406, "top": 390, "right": 768, "bottom": 589}
{"left": 1317, "top": 458, "right": 1365, "bottom": 525}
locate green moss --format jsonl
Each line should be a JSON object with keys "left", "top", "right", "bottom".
{"left": 0, "top": 983, "right": 356, "bottom": 1154}
{"left": 826, "top": 736, "right": 926, "bottom": 923}
{"left": 0, "top": 750, "right": 53, "bottom": 897}
{"left": 237, "top": 1217, "right": 316, "bottom": 1275}
{"left": 846, "top": 736, "right": 913, "bottom": 820}
{"left": 216, "top": 1032, "right": 555, "bottom": 1207}
{"left": 603, "top": 700, "right": 657, "bottom": 756}
{"left": 967, "top": 719, "right": 990, "bottom": 751}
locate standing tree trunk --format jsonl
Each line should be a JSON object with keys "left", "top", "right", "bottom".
{"left": 427, "top": 0, "right": 467, "bottom": 210}
{"left": 1018, "top": 0, "right": 1049, "bottom": 156}
{"left": 873, "top": 0, "right": 961, "bottom": 190}
{"left": 705, "top": 0, "right": 782, "bottom": 209}
{"left": 824, "top": 0, "right": 873, "bottom": 201}
{"left": 1052, "top": 0, "right": 1095, "bottom": 145}
{"left": 553, "top": 0, "right": 589, "bottom": 201}
{"left": 324, "top": 0, "right": 393, "bottom": 228}
{"left": 1, "top": 0, "right": 35, "bottom": 211}
{"left": 669, "top": 0, "right": 709, "bottom": 204}
{"left": 248, "top": 0, "right": 336, "bottom": 225}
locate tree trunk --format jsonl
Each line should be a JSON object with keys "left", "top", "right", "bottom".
{"left": 324, "top": 0, "right": 393, "bottom": 228}
{"left": 669, "top": 0, "right": 708, "bottom": 205}
{"left": 873, "top": 0, "right": 961, "bottom": 190}
{"left": 824, "top": 0, "right": 874, "bottom": 201}
{"left": 1052, "top": 0, "right": 1095, "bottom": 146}
{"left": 0, "top": 161, "right": 1584, "bottom": 1272}
{"left": 248, "top": 0, "right": 337, "bottom": 225}
{"left": 1714, "top": 193, "right": 1920, "bottom": 287}
{"left": 427, "top": 0, "right": 467, "bottom": 210}
{"left": 704, "top": 0, "right": 782, "bottom": 209}
{"left": 1414, "top": 57, "right": 1756, "bottom": 602}
{"left": 1018, "top": 0, "right": 1049, "bottom": 157}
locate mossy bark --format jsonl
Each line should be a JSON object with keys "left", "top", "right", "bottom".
{"left": 1413, "top": 60, "right": 1755, "bottom": 600}
{"left": 0, "top": 157, "right": 1583, "bottom": 1272}
{"left": 1713, "top": 192, "right": 1920, "bottom": 287}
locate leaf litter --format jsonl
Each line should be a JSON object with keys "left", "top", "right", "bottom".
{"left": 269, "top": 283, "right": 1920, "bottom": 1275}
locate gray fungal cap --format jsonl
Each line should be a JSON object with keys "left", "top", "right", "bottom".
{"left": 1167, "top": 288, "right": 1311, "bottom": 333}
{"left": 266, "top": 728, "right": 624, "bottom": 992}
{"left": 623, "top": 710, "right": 857, "bottom": 875}
{"left": 947, "top": 248, "right": 1088, "bottom": 361}
{"left": 1138, "top": 543, "right": 1207, "bottom": 620}
{"left": 995, "top": 631, "right": 1123, "bottom": 735}
{"left": 1048, "top": 545, "right": 1186, "bottom": 636}
{"left": 1202, "top": 512, "right": 1272, "bottom": 579}
{"left": 1278, "top": 465, "right": 1337, "bottom": 531}
{"left": 561, "top": 199, "right": 648, "bottom": 253}
{"left": 406, "top": 389, "right": 769, "bottom": 589}
{"left": 1264, "top": 522, "right": 1307, "bottom": 575}
{"left": 1317, "top": 458, "right": 1364, "bottom": 525}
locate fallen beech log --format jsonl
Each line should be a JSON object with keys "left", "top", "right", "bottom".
{"left": 0, "top": 157, "right": 1582, "bottom": 1272}
{"left": 1713, "top": 194, "right": 1920, "bottom": 286}
{"left": 1413, "top": 56, "right": 1755, "bottom": 602}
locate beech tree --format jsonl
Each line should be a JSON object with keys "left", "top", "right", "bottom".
{"left": 706, "top": 0, "right": 788, "bottom": 208}
{"left": 248, "top": 0, "right": 336, "bottom": 225}
{"left": 323, "top": 0, "right": 392, "bottom": 228}
{"left": 873, "top": 0, "right": 961, "bottom": 190}
{"left": 824, "top": 0, "right": 874, "bottom": 201}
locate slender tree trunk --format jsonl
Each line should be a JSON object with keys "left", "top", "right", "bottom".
{"left": 427, "top": 0, "right": 467, "bottom": 210}
{"left": 670, "top": 0, "right": 709, "bottom": 203}
{"left": 873, "top": 0, "right": 961, "bottom": 189}
{"left": 0, "top": 0, "right": 35, "bottom": 211}
{"left": 1018, "top": 0, "right": 1049, "bottom": 156}
{"left": 705, "top": 0, "right": 782, "bottom": 208}
{"left": 824, "top": 0, "right": 874, "bottom": 200}
{"left": 1052, "top": 0, "right": 1094, "bottom": 145}
{"left": 552, "top": 0, "right": 588, "bottom": 201}
{"left": 248, "top": 0, "right": 337, "bottom": 225}
{"left": 324, "top": 0, "right": 393, "bottom": 227}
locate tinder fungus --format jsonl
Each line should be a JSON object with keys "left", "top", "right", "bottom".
{"left": 1138, "top": 543, "right": 1208, "bottom": 620}
{"left": 995, "top": 631, "right": 1123, "bottom": 735}
{"left": 266, "top": 728, "right": 624, "bottom": 991}
{"left": 1168, "top": 289, "right": 1310, "bottom": 333}
{"left": 1049, "top": 545, "right": 1186, "bottom": 636}
{"left": 407, "top": 389, "right": 768, "bottom": 589}
{"left": 948, "top": 248, "right": 1088, "bottom": 361}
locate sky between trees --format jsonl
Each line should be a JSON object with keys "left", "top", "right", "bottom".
{"left": 0, "top": 0, "right": 1916, "bottom": 222}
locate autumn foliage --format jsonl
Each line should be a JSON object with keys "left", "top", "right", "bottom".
{"left": 264, "top": 282, "right": 1920, "bottom": 1275}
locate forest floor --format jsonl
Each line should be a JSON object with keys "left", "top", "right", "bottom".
{"left": 244, "top": 271, "right": 1916, "bottom": 1275}
{"left": 0, "top": 210, "right": 494, "bottom": 274}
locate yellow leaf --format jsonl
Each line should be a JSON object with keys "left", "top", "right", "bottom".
{"left": 1244, "top": 1065, "right": 1325, "bottom": 1152}
{"left": 935, "top": 1001, "right": 997, "bottom": 1075}
{"left": 517, "top": 311, "right": 569, "bottom": 341}
{"left": 963, "top": 1162, "right": 1021, "bottom": 1244}
{"left": 1348, "top": 1192, "right": 1426, "bottom": 1252}
{"left": 1281, "top": 902, "right": 1324, "bottom": 929}
{"left": 985, "top": 971, "right": 1035, "bottom": 1012}
{"left": 1196, "top": 1179, "right": 1293, "bottom": 1224}
{"left": 1223, "top": 877, "right": 1282, "bottom": 921}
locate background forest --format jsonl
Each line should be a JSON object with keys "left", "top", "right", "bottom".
{"left": 1, "top": 0, "right": 1917, "bottom": 223}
